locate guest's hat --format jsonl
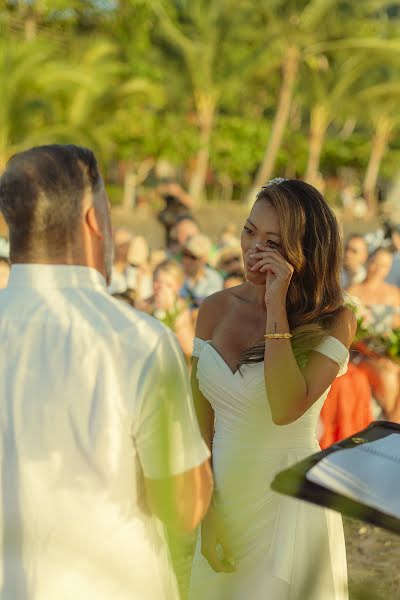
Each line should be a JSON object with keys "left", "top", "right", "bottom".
{"left": 184, "top": 234, "right": 212, "bottom": 259}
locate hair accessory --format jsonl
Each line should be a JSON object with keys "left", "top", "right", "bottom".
{"left": 266, "top": 177, "right": 289, "bottom": 186}
{"left": 264, "top": 332, "right": 292, "bottom": 339}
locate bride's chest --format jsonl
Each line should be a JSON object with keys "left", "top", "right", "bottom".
{"left": 211, "top": 311, "right": 266, "bottom": 370}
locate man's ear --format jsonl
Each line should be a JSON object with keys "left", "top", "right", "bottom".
{"left": 85, "top": 206, "right": 103, "bottom": 240}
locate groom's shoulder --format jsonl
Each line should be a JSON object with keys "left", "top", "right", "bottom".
{"left": 94, "top": 292, "right": 168, "bottom": 348}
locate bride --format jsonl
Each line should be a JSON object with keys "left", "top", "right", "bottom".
{"left": 189, "top": 179, "right": 356, "bottom": 600}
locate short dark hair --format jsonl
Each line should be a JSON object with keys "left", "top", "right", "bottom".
{"left": 0, "top": 144, "right": 101, "bottom": 257}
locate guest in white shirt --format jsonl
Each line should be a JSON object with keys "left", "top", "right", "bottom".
{"left": 0, "top": 144, "right": 212, "bottom": 600}
{"left": 108, "top": 229, "right": 153, "bottom": 300}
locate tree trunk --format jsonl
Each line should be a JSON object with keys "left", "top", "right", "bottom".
{"left": 246, "top": 45, "right": 299, "bottom": 204}
{"left": 25, "top": 15, "right": 37, "bottom": 40}
{"left": 363, "top": 117, "right": 393, "bottom": 215}
{"left": 122, "top": 160, "right": 136, "bottom": 210}
{"left": 305, "top": 103, "right": 329, "bottom": 188}
{"left": 188, "top": 91, "right": 216, "bottom": 205}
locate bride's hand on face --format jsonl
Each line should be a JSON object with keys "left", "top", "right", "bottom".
{"left": 201, "top": 504, "right": 236, "bottom": 574}
{"left": 249, "top": 243, "right": 294, "bottom": 305}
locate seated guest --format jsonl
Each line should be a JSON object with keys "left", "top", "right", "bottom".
{"left": 156, "top": 182, "right": 194, "bottom": 248}
{"left": 217, "top": 223, "right": 239, "bottom": 246}
{"left": 348, "top": 248, "right": 400, "bottom": 332}
{"left": 138, "top": 260, "right": 194, "bottom": 362}
{"left": 215, "top": 241, "right": 243, "bottom": 278}
{"left": 168, "top": 216, "right": 200, "bottom": 257}
{"left": 109, "top": 230, "right": 152, "bottom": 300}
{"left": 349, "top": 248, "right": 400, "bottom": 421}
{"left": 0, "top": 144, "right": 212, "bottom": 599}
{"left": 126, "top": 235, "right": 153, "bottom": 301}
{"left": 319, "top": 362, "right": 373, "bottom": 449}
{"left": 108, "top": 227, "right": 136, "bottom": 293}
{"left": 341, "top": 233, "right": 368, "bottom": 289}
{"left": 181, "top": 234, "right": 223, "bottom": 309}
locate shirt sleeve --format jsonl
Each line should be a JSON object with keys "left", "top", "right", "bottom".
{"left": 133, "top": 330, "right": 210, "bottom": 479}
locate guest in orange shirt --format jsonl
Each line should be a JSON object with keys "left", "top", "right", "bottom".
{"left": 319, "top": 362, "right": 373, "bottom": 449}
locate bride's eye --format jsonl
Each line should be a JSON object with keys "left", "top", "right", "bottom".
{"left": 243, "top": 227, "right": 253, "bottom": 236}
{"left": 266, "top": 240, "right": 278, "bottom": 248}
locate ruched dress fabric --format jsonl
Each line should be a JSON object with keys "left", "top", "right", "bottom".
{"left": 189, "top": 336, "right": 349, "bottom": 600}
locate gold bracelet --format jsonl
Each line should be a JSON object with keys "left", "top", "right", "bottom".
{"left": 264, "top": 333, "right": 292, "bottom": 339}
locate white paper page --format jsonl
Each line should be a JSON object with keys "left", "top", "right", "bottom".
{"left": 306, "top": 434, "right": 400, "bottom": 519}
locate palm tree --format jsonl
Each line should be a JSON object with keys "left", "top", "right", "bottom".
{"left": 359, "top": 83, "right": 400, "bottom": 213}
{"left": 0, "top": 35, "right": 135, "bottom": 171}
{"left": 148, "top": 0, "right": 263, "bottom": 204}
{"left": 246, "top": 0, "right": 340, "bottom": 203}
{"left": 302, "top": 54, "right": 372, "bottom": 188}
{"left": 246, "top": 0, "right": 399, "bottom": 203}
{"left": 0, "top": 37, "right": 57, "bottom": 169}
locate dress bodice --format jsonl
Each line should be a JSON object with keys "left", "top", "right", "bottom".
{"left": 193, "top": 335, "right": 349, "bottom": 452}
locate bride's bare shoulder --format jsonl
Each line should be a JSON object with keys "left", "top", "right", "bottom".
{"left": 196, "top": 289, "right": 234, "bottom": 339}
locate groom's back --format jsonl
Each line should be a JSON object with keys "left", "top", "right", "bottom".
{"left": 0, "top": 270, "right": 181, "bottom": 599}
{"left": 0, "top": 144, "right": 211, "bottom": 598}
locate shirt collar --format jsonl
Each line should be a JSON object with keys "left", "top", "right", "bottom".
{"left": 7, "top": 264, "right": 107, "bottom": 291}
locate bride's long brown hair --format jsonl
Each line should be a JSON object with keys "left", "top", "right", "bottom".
{"left": 237, "top": 179, "right": 345, "bottom": 372}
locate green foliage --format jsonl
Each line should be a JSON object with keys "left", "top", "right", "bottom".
{"left": 210, "top": 116, "right": 270, "bottom": 186}
{"left": 0, "top": 0, "right": 400, "bottom": 202}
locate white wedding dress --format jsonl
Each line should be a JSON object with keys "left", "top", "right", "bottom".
{"left": 189, "top": 336, "right": 349, "bottom": 600}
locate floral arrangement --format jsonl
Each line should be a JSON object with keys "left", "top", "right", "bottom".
{"left": 350, "top": 297, "right": 400, "bottom": 363}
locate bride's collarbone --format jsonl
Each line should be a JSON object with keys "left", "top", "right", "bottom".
{"left": 212, "top": 314, "right": 266, "bottom": 357}
{"left": 208, "top": 291, "right": 267, "bottom": 352}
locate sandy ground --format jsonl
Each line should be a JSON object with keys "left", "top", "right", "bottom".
{"left": 345, "top": 517, "right": 400, "bottom": 600}
{"left": 169, "top": 517, "right": 400, "bottom": 600}
{"left": 111, "top": 203, "right": 380, "bottom": 250}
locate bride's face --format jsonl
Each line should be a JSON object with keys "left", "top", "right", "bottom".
{"left": 241, "top": 200, "right": 282, "bottom": 285}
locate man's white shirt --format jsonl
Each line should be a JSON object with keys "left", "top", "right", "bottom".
{"left": 0, "top": 265, "right": 209, "bottom": 599}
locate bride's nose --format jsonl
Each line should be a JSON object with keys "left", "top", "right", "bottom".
{"left": 250, "top": 242, "right": 262, "bottom": 254}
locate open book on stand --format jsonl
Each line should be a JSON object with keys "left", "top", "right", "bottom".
{"left": 271, "top": 421, "right": 400, "bottom": 534}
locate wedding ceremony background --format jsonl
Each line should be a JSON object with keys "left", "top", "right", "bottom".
{"left": 2, "top": 1, "right": 400, "bottom": 599}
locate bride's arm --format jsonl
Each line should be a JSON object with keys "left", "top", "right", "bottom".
{"left": 250, "top": 244, "right": 356, "bottom": 426}
{"left": 264, "top": 304, "right": 355, "bottom": 425}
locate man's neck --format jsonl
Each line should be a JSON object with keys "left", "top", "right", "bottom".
{"left": 11, "top": 255, "right": 106, "bottom": 280}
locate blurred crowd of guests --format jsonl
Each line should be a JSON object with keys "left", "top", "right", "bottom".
{"left": 1, "top": 183, "right": 400, "bottom": 449}
{"left": 107, "top": 221, "right": 244, "bottom": 364}
{"left": 320, "top": 223, "right": 400, "bottom": 447}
